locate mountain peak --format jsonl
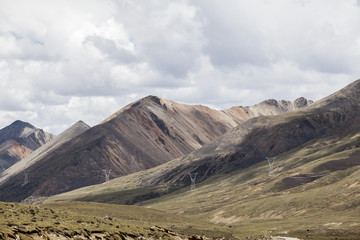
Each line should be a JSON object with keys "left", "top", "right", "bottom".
{"left": 0, "top": 120, "right": 37, "bottom": 141}
{"left": 294, "top": 97, "right": 313, "bottom": 108}
{"left": 0, "top": 120, "right": 54, "bottom": 173}
{"left": 8, "top": 120, "right": 36, "bottom": 131}
{"left": 74, "top": 120, "right": 90, "bottom": 128}
{"left": 135, "top": 95, "right": 169, "bottom": 109}
{"left": 143, "top": 95, "right": 163, "bottom": 103}
{"left": 60, "top": 120, "right": 90, "bottom": 137}
{"left": 100, "top": 96, "right": 168, "bottom": 124}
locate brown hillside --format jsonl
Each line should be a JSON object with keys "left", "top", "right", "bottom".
{"left": 132, "top": 80, "right": 360, "bottom": 187}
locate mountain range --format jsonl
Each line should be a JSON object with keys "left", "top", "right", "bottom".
{"left": 1, "top": 80, "right": 360, "bottom": 239}
{"left": 140, "top": 81, "right": 360, "bottom": 187}
{"left": 37, "top": 80, "right": 360, "bottom": 239}
{"left": 0, "top": 96, "right": 311, "bottom": 201}
{"left": 47, "top": 80, "right": 360, "bottom": 198}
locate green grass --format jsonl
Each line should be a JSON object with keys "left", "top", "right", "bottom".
{"left": 140, "top": 131, "right": 360, "bottom": 239}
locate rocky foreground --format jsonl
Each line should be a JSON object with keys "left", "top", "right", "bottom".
{"left": 0, "top": 201, "right": 229, "bottom": 240}
{"left": 0, "top": 201, "right": 307, "bottom": 240}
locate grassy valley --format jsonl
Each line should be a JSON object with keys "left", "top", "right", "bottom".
{"left": 141, "top": 131, "right": 360, "bottom": 239}
{"left": 39, "top": 127, "right": 360, "bottom": 239}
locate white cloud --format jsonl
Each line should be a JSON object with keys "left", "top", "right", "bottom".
{"left": 115, "top": 1, "right": 205, "bottom": 78}
{"left": 197, "top": 1, "right": 270, "bottom": 68}
{"left": 0, "top": 0, "right": 359, "bottom": 134}
{"left": 197, "top": 0, "right": 360, "bottom": 74}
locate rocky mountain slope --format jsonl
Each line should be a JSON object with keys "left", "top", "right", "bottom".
{"left": 137, "top": 80, "right": 360, "bottom": 187}
{"left": 0, "top": 96, "right": 310, "bottom": 201}
{"left": 0, "top": 121, "right": 90, "bottom": 184}
{"left": 50, "top": 80, "right": 360, "bottom": 200}
{"left": 0, "top": 121, "right": 53, "bottom": 172}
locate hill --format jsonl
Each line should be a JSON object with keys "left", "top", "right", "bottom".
{"left": 0, "top": 121, "right": 53, "bottom": 172}
{"left": 0, "top": 96, "right": 310, "bottom": 201}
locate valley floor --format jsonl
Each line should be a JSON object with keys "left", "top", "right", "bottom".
{"left": 1, "top": 200, "right": 359, "bottom": 240}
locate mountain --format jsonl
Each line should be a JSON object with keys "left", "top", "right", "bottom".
{"left": 48, "top": 80, "right": 360, "bottom": 199}
{"left": 44, "top": 80, "right": 360, "bottom": 239}
{"left": 0, "top": 96, "right": 311, "bottom": 201}
{"left": 0, "top": 120, "right": 90, "bottom": 184}
{"left": 0, "top": 120, "right": 53, "bottom": 172}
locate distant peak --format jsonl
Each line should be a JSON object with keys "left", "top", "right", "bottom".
{"left": 144, "top": 95, "right": 160, "bottom": 100}
{"left": 71, "top": 120, "right": 91, "bottom": 129}
{"left": 130, "top": 95, "right": 168, "bottom": 109}
{"left": 294, "top": 97, "right": 313, "bottom": 108}
{"left": 143, "top": 95, "right": 163, "bottom": 105}
{"left": 0, "top": 120, "right": 47, "bottom": 144}
{"left": 262, "top": 99, "right": 279, "bottom": 106}
{"left": 57, "top": 120, "right": 91, "bottom": 138}
{"left": 10, "top": 120, "right": 35, "bottom": 129}
{"left": 100, "top": 96, "right": 170, "bottom": 125}
{"left": 75, "top": 120, "right": 88, "bottom": 126}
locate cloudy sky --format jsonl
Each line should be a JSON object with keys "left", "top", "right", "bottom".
{"left": 1, "top": 0, "right": 360, "bottom": 134}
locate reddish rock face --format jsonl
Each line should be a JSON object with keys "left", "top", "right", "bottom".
{"left": 0, "top": 96, "right": 310, "bottom": 201}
